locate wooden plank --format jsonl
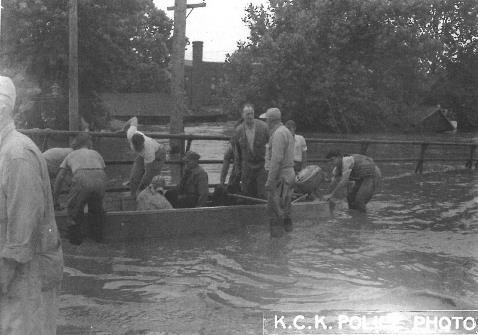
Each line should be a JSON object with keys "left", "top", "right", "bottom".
{"left": 55, "top": 201, "right": 331, "bottom": 242}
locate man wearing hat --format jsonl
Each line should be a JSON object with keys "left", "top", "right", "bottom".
{"left": 260, "top": 108, "right": 296, "bottom": 237}
{"left": 53, "top": 132, "right": 106, "bottom": 245}
{"left": 165, "top": 150, "right": 209, "bottom": 208}
{"left": 137, "top": 176, "right": 173, "bottom": 210}
{"left": 0, "top": 76, "right": 63, "bottom": 334}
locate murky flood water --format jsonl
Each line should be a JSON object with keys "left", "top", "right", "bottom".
{"left": 58, "top": 125, "right": 478, "bottom": 335}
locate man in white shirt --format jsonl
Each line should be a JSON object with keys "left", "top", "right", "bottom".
{"left": 123, "top": 117, "right": 166, "bottom": 197}
{"left": 324, "top": 150, "right": 381, "bottom": 212}
{"left": 285, "top": 120, "right": 307, "bottom": 173}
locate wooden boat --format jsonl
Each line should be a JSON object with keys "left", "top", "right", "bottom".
{"left": 54, "top": 197, "right": 332, "bottom": 242}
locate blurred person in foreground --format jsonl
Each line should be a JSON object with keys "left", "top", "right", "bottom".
{"left": 165, "top": 151, "right": 209, "bottom": 208}
{"left": 323, "top": 150, "right": 382, "bottom": 212}
{"left": 53, "top": 133, "right": 106, "bottom": 245}
{"left": 136, "top": 176, "right": 173, "bottom": 210}
{"left": 123, "top": 116, "right": 167, "bottom": 197}
{"left": 285, "top": 120, "right": 308, "bottom": 173}
{"left": 261, "top": 108, "right": 295, "bottom": 238}
{"left": 0, "top": 76, "right": 63, "bottom": 334}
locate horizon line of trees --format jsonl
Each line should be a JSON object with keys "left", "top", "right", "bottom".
{"left": 2, "top": 0, "right": 478, "bottom": 133}
{"left": 222, "top": 0, "right": 478, "bottom": 133}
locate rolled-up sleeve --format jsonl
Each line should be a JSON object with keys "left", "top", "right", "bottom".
{"left": 1, "top": 157, "right": 43, "bottom": 263}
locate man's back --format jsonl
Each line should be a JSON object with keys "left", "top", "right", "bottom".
{"left": 60, "top": 148, "right": 105, "bottom": 174}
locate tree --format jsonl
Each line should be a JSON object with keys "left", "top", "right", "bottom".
{"left": 1, "top": 0, "right": 172, "bottom": 128}
{"left": 224, "top": 0, "right": 478, "bottom": 132}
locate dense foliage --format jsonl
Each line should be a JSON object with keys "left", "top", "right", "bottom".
{"left": 1, "top": 0, "right": 172, "bottom": 128}
{"left": 224, "top": 0, "right": 478, "bottom": 132}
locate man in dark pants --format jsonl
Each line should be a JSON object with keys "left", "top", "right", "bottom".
{"left": 53, "top": 133, "right": 106, "bottom": 244}
{"left": 234, "top": 103, "right": 269, "bottom": 198}
{"left": 166, "top": 151, "right": 209, "bottom": 208}
{"left": 324, "top": 150, "right": 382, "bottom": 212}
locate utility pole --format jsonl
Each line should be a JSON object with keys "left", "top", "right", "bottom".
{"left": 168, "top": 0, "right": 205, "bottom": 183}
{"left": 69, "top": 0, "right": 79, "bottom": 131}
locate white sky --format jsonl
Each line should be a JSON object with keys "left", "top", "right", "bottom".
{"left": 154, "top": 0, "right": 267, "bottom": 62}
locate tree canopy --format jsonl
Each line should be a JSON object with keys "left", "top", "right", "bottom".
{"left": 2, "top": 0, "right": 172, "bottom": 128}
{"left": 224, "top": 0, "right": 478, "bottom": 132}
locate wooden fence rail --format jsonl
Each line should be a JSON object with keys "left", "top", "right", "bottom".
{"left": 19, "top": 129, "right": 478, "bottom": 173}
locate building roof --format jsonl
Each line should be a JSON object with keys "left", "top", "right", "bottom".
{"left": 100, "top": 92, "right": 174, "bottom": 117}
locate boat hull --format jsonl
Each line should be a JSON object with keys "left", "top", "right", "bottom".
{"left": 55, "top": 200, "right": 331, "bottom": 242}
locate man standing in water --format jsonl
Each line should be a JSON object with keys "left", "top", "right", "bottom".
{"left": 261, "top": 108, "right": 296, "bottom": 237}
{"left": 235, "top": 103, "right": 269, "bottom": 198}
{"left": 0, "top": 76, "right": 63, "bottom": 334}
{"left": 324, "top": 150, "right": 382, "bottom": 212}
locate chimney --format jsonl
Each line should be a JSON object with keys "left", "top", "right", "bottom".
{"left": 192, "top": 41, "right": 203, "bottom": 66}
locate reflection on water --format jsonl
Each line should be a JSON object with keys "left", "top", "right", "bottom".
{"left": 58, "top": 125, "right": 478, "bottom": 335}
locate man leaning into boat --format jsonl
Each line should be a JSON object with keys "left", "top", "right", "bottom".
{"left": 324, "top": 150, "right": 382, "bottom": 212}
{"left": 166, "top": 150, "right": 209, "bottom": 208}
{"left": 234, "top": 103, "right": 269, "bottom": 199}
{"left": 261, "top": 108, "right": 296, "bottom": 238}
{"left": 54, "top": 133, "right": 106, "bottom": 245}
{"left": 123, "top": 116, "right": 166, "bottom": 197}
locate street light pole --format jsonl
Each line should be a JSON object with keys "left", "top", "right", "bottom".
{"left": 168, "top": 0, "right": 205, "bottom": 183}
{"left": 68, "top": 0, "right": 79, "bottom": 131}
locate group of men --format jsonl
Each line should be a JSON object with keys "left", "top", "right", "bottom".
{"left": 220, "top": 103, "right": 382, "bottom": 236}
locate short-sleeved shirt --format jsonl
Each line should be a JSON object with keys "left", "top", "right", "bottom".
{"left": 293, "top": 134, "right": 307, "bottom": 162}
{"left": 42, "top": 147, "right": 73, "bottom": 176}
{"left": 60, "top": 148, "right": 105, "bottom": 174}
{"left": 127, "top": 125, "right": 162, "bottom": 164}
{"left": 332, "top": 156, "right": 354, "bottom": 180}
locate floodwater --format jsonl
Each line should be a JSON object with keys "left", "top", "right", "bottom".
{"left": 58, "top": 124, "right": 478, "bottom": 335}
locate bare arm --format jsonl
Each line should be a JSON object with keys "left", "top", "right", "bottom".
{"left": 327, "top": 169, "right": 351, "bottom": 199}
{"left": 301, "top": 150, "right": 308, "bottom": 170}
{"left": 53, "top": 168, "right": 68, "bottom": 204}
{"left": 220, "top": 146, "right": 233, "bottom": 185}
{"left": 122, "top": 116, "right": 138, "bottom": 132}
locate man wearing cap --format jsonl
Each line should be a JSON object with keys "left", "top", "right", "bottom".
{"left": 323, "top": 150, "right": 382, "bottom": 212}
{"left": 123, "top": 116, "right": 167, "bottom": 197}
{"left": 234, "top": 103, "right": 269, "bottom": 198}
{"left": 137, "top": 176, "right": 173, "bottom": 210}
{"left": 0, "top": 76, "right": 63, "bottom": 334}
{"left": 261, "top": 108, "right": 296, "bottom": 237}
{"left": 165, "top": 151, "right": 209, "bottom": 208}
{"left": 53, "top": 133, "right": 106, "bottom": 245}
{"left": 285, "top": 120, "right": 308, "bottom": 173}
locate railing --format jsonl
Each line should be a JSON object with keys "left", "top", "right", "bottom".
{"left": 20, "top": 129, "right": 478, "bottom": 178}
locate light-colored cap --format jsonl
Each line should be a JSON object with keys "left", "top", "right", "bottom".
{"left": 0, "top": 76, "right": 16, "bottom": 110}
{"left": 259, "top": 107, "right": 281, "bottom": 120}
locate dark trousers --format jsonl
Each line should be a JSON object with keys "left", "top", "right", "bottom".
{"left": 165, "top": 189, "right": 198, "bottom": 208}
{"left": 67, "top": 170, "right": 106, "bottom": 244}
{"left": 241, "top": 165, "right": 267, "bottom": 199}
